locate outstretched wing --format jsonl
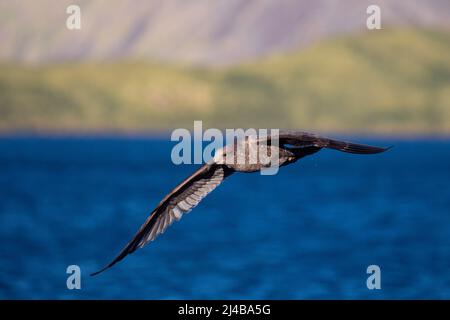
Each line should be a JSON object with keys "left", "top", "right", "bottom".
{"left": 91, "top": 163, "right": 234, "bottom": 276}
{"left": 264, "top": 130, "right": 389, "bottom": 154}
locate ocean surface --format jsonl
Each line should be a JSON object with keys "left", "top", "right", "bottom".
{"left": 1, "top": 136, "right": 450, "bottom": 299}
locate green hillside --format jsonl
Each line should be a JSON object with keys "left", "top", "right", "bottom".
{"left": 1, "top": 29, "right": 449, "bottom": 134}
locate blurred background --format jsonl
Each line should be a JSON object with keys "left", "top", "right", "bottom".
{"left": 0, "top": 0, "right": 450, "bottom": 299}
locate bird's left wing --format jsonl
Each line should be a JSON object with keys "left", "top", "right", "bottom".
{"left": 91, "top": 163, "right": 234, "bottom": 276}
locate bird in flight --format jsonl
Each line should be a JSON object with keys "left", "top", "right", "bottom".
{"left": 91, "top": 131, "right": 389, "bottom": 275}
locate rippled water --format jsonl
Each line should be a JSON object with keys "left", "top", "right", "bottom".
{"left": 1, "top": 136, "right": 450, "bottom": 299}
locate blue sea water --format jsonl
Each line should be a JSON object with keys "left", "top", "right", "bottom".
{"left": 0, "top": 136, "right": 450, "bottom": 299}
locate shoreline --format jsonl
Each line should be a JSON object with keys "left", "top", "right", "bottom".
{"left": 1, "top": 129, "right": 450, "bottom": 141}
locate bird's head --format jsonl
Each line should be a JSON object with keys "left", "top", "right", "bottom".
{"left": 212, "top": 147, "right": 226, "bottom": 164}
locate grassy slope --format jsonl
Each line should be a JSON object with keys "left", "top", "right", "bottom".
{"left": 0, "top": 29, "right": 449, "bottom": 134}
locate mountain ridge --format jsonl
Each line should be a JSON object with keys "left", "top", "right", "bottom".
{"left": 1, "top": 0, "right": 449, "bottom": 66}
{"left": 1, "top": 28, "right": 449, "bottom": 134}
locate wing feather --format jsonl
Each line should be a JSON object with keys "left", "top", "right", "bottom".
{"left": 263, "top": 130, "right": 389, "bottom": 154}
{"left": 91, "top": 163, "right": 233, "bottom": 276}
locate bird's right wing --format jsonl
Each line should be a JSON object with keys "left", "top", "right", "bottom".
{"left": 91, "top": 163, "right": 234, "bottom": 276}
{"left": 265, "top": 130, "right": 389, "bottom": 154}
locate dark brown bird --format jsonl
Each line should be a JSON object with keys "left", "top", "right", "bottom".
{"left": 91, "top": 131, "right": 389, "bottom": 275}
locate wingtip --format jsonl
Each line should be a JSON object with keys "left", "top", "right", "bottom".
{"left": 90, "top": 267, "right": 108, "bottom": 277}
{"left": 90, "top": 262, "right": 116, "bottom": 276}
{"left": 90, "top": 244, "right": 135, "bottom": 276}
{"left": 377, "top": 145, "right": 394, "bottom": 153}
{"left": 374, "top": 145, "right": 393, "bottom": 154}
{"left": 362, "top": 143, "right": 393, "bottom": 154}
